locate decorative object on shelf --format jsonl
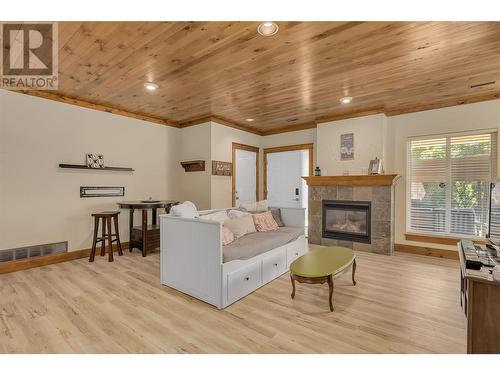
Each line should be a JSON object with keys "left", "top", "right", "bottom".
{"left": 59, "top": 164, "right": 134, "bottom": 171}
{"left": 212, "top": 160, "right": 232, "bottom": 176}
{"left": 180, "top": 160, "right": 205, "bottom": 172}
{"left": 142, "top": 197, "right": 160, "bottom": 203}
{"left": 314, "top": 166, "right": 321, "bottom": 176}
{"left": 368, "top": 157, "right": 383, "bottom": 175}
{"left": 86, "top": 153, "right": 104, "bottom": 169}
{"left": 340, "top": 133, "right": 354, "bottom": 160}
{"left": 80, "top": 186, "right": 125, "bottom": 198}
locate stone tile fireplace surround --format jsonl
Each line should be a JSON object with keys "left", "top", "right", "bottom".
{"left": 304, "top": 175, "right": 399, "bottom": 255}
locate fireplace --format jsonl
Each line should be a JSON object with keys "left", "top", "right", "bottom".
{"left": 322, "top": 200, "right": 371, "bottom": 243}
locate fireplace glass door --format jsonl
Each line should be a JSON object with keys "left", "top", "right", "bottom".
{"left": 322, "top": 200, "right": 371, "bottom": 243}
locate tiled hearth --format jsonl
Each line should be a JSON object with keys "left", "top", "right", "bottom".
{"left": 304, "top": 175, "right": 399, "bottom": 255}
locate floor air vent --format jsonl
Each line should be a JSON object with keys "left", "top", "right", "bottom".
{"left": 0, "top": 241, "right": 67, "bottom": 263}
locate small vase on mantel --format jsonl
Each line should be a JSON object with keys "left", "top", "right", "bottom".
{"left": 314, "top": 166, "right": 321, "bottom": 176}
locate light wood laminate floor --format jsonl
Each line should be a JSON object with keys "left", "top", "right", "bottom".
{"left": 0, "top": 246, "right": 466, "bottom": 353}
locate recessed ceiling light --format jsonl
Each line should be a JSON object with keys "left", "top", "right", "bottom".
{"left": 257, "top": 22, "right": 279, "bottom": 37}
{"left": 340, "top": 96, "right": 352, "bottom": 104}
{"left": 144, "top": 82, "right": 159, "bottom": 91}
{"left": 245, "top": 118, "right": 255, "bottom": 122}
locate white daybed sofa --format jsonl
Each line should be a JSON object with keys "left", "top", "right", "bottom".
{"left": 160, "top": 207, "right": 307, "bottom": 309}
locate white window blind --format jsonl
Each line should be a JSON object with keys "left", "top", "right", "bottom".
{"left": 407, "top": 131, "right": 497, "bottom": 237}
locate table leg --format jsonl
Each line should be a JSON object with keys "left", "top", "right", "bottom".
{"left": 152, "top": 208, "right": 157, "bottom": 226}
{"left": 352, "top": 259, "right": 357, "bottom": 286}
{"left": 113, "top": 215, "right": 123, "bottom": 256}
{"left": 328, "top": 274, "right": 334, "bottom": 312}
{"left": 129, "top": 208, "right": 134, "bottom": 252}
{"left": 141, "top": 209, "right": 148, "bottom": 257}
{"left": 107, "top": 217, "right": 114, "bottom": 262}
{"left": 89, "top": 217, "right": 99, "bottom": 262}
{"left": 100, "top": 218, "right": 106, "bottom": 256}
{"left": 290, "top": 274, "right": 296, "bottom": 299}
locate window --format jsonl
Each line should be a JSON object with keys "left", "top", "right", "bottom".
{"left": 407, "top": 131, "right": 497, "bottom": 238}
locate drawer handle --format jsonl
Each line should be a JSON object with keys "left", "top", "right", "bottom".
{"left": 274, "top": 263, "right": 278, "bottom": 267}
{"left": 245, "top": 277, "right": 250, "bottom": 281}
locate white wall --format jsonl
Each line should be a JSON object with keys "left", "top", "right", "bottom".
{"left": 390, "top": 99, "right": 500, "bottom": 249}
{"left": 316, "top": 114, "right": 388, "bottom": 176}
{"left": 0, "top": 90, "right": 181, "bottom": 251}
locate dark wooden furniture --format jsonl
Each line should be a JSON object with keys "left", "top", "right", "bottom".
{"left": 180, "top": 160, "right": 205, "bottom": 172}
{"left": 290, "top": 246, "right": 356, "bottom": 312}
{"left": 90, "top": 211, "right": 123, "bottom": 262}
{"left": 117, "top": 200, "right": 178, "bottom": 257}
{"left": 458, "top": 242, "right": 500, "bottom": 353}
{"left": 59, "top": 163, "right": 134, "bottom": 171}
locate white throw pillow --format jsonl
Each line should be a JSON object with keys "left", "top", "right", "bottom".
{"left": 224, "top": 214, "right": 256, "bottom": 238}
{"left": 240, "top": 199, "right": 268, "bottom": 212}
{"left": 170, "top": 201, "right": 198, "bottom": 218}
{"left": 227, "top": 209, "right": 250, "bottom": 219}
{"left": 200, "top": 210, "right": 230, "bottom": 224}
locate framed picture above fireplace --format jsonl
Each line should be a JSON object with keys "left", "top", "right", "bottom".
{"left": 340, "top": 133, "right": 354, "bottom": 160}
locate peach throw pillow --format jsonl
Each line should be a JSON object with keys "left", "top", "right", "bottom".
{"left": 252, "top": 211, "right": 279, "bottom": 232}
{"left": 222, "top": 227, "right": 235, "bottom": 245}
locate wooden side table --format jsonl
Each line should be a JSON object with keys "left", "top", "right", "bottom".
{"left": 290, "top": 246, "right": 356, "bottom": 312}
{"left": 117, "top": 200, "right": 178, "bottom": 257}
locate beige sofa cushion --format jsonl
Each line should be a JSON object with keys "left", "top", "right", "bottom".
{"left": 224, "top": 214, "right": 256, "bottom": 238}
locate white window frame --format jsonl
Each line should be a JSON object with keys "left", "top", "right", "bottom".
{"left": 406, "top": 128, "right": 497, "bottom": 240}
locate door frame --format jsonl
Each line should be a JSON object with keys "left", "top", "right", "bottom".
{"left": 263, "top": 143, "right": 314, "bottom": 200}
{"left": 232, "top": 142, "right": 260, "bottom": 207}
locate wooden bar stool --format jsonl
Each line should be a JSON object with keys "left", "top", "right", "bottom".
{"left": 89, "top": 211, "right": 123, "bottom": 262}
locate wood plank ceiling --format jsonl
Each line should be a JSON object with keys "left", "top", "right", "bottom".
{"left": 27, "top": 22, "right": 500, "bottom": 134}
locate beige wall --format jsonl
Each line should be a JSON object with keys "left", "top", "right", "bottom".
{"left": 178, "top": 122, "right": 212, "bottom": 209}
{"left": 170, "top": 121, "right": 316, "bottom": 209}
{"left": 390, "top": 99, "right": 500, "bottom": 250}
{"left": 316, "top": 114, "right": 388, "bottom": 176}
{"left": 313, "top": 100, "right": 500, "bottom": 251}
{"left": 261, "top": 128, "right": 317, "bottom": 169}
{"left": 0, "top": 90, "right": 181, "bottom": 251}
{"left": 3, "top": 88, "right": 499, "bottom": 253}
{"left": 210, "top": 122, "right": 261, "bottom": 209}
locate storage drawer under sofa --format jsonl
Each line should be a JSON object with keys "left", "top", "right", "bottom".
{"left": 227, "top": 261, "right": 262, "bottom": 304}
{"left": 262, "top": 249, "right": 287, "bottom": 284}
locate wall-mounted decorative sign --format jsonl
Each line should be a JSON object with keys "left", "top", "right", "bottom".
{"left": 80, "top": 186, "right": 125, "bottom": 198}
{"left": 340, "top": 133, "right": 354, "bottom": 160}
{"left": 180, "top": 160, "right": 205, "bottom": 172}
{"left": 86, "top": 153, "right": 104, "bottom": 169}
{"left": 212, "top": 160, "right": 232, "bottom": 176}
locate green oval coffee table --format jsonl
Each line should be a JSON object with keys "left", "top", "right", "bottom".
{"left": 290, "top": 246, "right": 356, "bottom": 312}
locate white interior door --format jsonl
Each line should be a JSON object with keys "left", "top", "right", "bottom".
{"left": 235, "top": 149, "right": 257, "bottom": 206}
{"left": 267, "top": 150, "right": 309, "bottom": 209}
